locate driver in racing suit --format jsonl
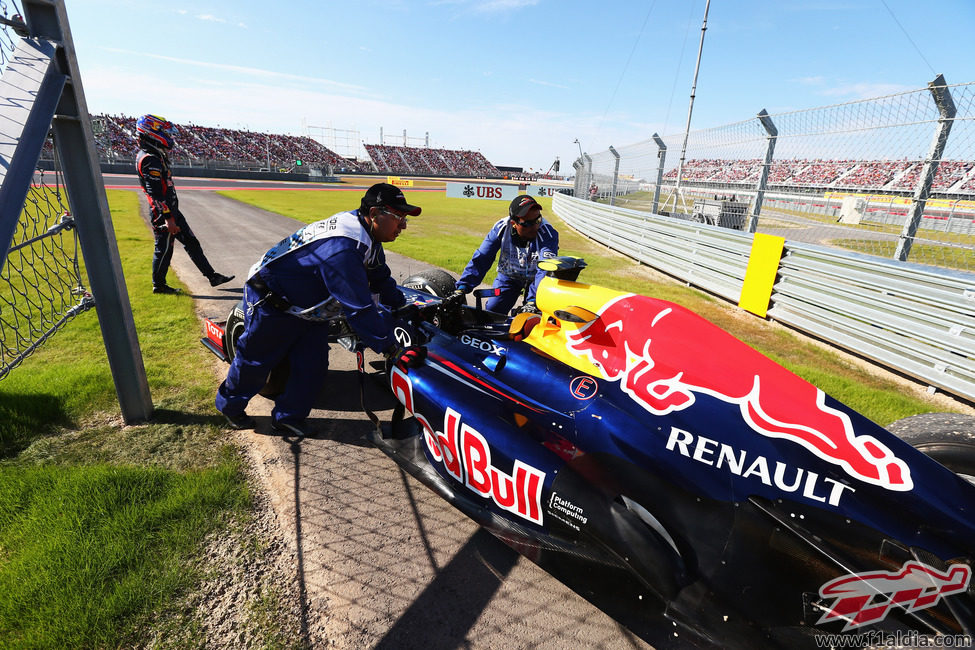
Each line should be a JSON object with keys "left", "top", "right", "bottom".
{"left": 452, "top": 195, "right": 559, "bottom": 315}
{"left": 215, "top": 183, "right": 427, "bottom": 436}
{"left": 134, "top": 114, "right": 234, "bottom": 294}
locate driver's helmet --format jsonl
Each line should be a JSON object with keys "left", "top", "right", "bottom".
{"left": 136, "top": 114, "right": 175, "bottom": 150}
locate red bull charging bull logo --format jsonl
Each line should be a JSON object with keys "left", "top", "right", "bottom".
{"left": 564, "top": 294, "right": 913, "bottom": 491}
{"left": 817, "top": 561, "right": 971, "bottom": 630}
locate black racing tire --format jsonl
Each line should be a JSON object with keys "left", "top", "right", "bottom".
{"left": 223, "top": 300, "right": 289, "bottom": 399}
{"left": 402, "top": 268, "right": 458, "bottom": 298}
{"left": 887, "top": 412, "right": 975, "bottom": 482}
{"left": 224, "top": 302, "right": 246, "bottom": 362}
{"left": 403, "top": 268, "right": 463, "bottom": 333}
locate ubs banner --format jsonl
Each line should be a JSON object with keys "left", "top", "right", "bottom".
{"left": 526, "top": 184, "right": 570, "bottom": 198}
{"left": 446, "top": 181, "right": 520, "bottom": 201}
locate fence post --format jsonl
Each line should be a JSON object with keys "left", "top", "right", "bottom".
{"left": 572, "top": 158, "right": 583, "bottom": 197}
{"left": 28, "top": 0, "right": 154, "bottom": 423}
{"left": 895, "top": 74, "right": 956, "bottom": 261}
{"left": 583, "top": 153, "right": 593, "bottom": 199}
{"left": 609, "top": 145, "right": 620, "bottom": 206}
{"left": 747, "top": 109, "right": 778, "bottom": 233}
{"left": 651, "top": 133, "right": 666, "bottom": 215}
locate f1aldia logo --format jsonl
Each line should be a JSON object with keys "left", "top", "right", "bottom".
{"left": 817, "top": 561, "right": 971, "bottom": 631}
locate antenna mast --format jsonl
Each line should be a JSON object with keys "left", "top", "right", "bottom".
{"left": 668, "top": 0, "right": 710, "bottom": 213}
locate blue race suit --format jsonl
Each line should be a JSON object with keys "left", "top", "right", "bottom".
{"left": 457, "top": 217, "right": 559, "bottom": 315}
{"left": 215, "top": 210, "right": 406, "bottom": 426}
{"left": 136, "top": 143, "right": 218, "bottom": 287}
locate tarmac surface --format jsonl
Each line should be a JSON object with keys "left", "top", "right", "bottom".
{"left": 136, "top": 181, "right": 686, "bottom": 649}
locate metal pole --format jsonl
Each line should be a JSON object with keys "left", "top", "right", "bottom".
{"left": 670, "top": 0, "right": 710, "bottom": 214}
{"left": 895, "top": 74, "right": 956, "bottom": 261}
{"left": 748, "top": 109, "right": 778, "bottom": 233}
{"left": 651, "top": 133, "right": 667, "bottom": 215}
{"left": 609, "top": 146, "right": 620, "bottom": 206}
{"left": 37, "top": 0, "right": 153, "bottom": 422}
{"left": 583, "top": 153, "right": 593, "bottom": 200}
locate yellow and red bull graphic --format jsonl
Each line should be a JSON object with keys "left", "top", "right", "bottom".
{"left": 524, "top": 277, "right": 913, "bottom": 492}
{"left": 817, "top": 561, "right": 971, "bottom": 630}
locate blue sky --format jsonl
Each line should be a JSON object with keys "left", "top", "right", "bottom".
{"left": 68, "top": 0, "right": 974, "bottom": 172}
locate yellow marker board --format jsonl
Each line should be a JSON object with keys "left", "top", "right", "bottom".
{"left": 738, "top": 233, "right": 785, "bottom": 318}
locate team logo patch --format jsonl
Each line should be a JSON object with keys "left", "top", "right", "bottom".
{"left": 393, "top": 326, "right": 412, "bottom": 346}
{"left": 569, "top": 376, "right": 598, "bottom": 400}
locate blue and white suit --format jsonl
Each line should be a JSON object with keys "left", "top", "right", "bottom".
{"left": 215, "top": 210, "right": 405, "bottom": 426}
{"left": 457, "top": 217, "right": 559, "bottom": 315}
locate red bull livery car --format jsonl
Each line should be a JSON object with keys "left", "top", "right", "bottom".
{"left": 204, "top": 256, "right": 975, "bottom": 648}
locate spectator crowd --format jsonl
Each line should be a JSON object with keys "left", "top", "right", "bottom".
{"left": 363, "top": 144, "right": 500, "bottom": 177}
{"left": 79, "top": 114, "right": 502, "bottom": 177}
{"left": 664, "top": 157, "right": 975, "bottom": 194}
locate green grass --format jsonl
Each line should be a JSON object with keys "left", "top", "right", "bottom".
{"left": 221, "top": 186, "right": 956, "bottom": 426}
{"left": 0, "top": 190, "right": 262, "bottom": 648}
{"left": 0, "top": 459, "right": 244, "bottom": 648}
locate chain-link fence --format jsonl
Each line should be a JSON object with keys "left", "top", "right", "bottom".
{"left": 578, "top": 78, "right": 975, "bottom": 272}
{"left": 0, "top": 1, "right": 151, "bottom": 420}
{"left": 0, "top": 160, "right": 91, "bottom": 380}
{"left": 0, "top": 2, "right": 92, "bottom": 380}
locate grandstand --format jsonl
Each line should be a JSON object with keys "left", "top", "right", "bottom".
{"left": 663, "top": 157, "right": 975, "bottom": 195}
{"left": 363, "top": 143, "right": 499, "bottom": 177}
{"left": 75, "top": 114, "right": 502, "bottom": 178}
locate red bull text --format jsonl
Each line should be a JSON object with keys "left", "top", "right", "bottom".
{"left": 391, "top": 367, "right": 546, "bottom": 525}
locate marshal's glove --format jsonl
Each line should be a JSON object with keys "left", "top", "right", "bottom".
{"left": 517, "top": 301, "right": 541, "bottom": 315}
{"left": 388, "top": 344, "right": 427, "bottom": 371}
{"left": 444, "top": 283, "right": 469, "bottom": 307}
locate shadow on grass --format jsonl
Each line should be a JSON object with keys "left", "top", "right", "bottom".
{"left": 0, "top": 392, "right": 72, "bottom": 459}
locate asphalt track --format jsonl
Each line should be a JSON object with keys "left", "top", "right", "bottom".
{"left": 126, "top": 176, "right": 706, "bottom": 649}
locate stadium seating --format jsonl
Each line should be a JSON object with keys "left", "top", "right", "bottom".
{"left": 664, "top": 157, "right": 975, "bottom": 194}
{"left": 69, "top": 115, "right": 975, "bottom": 192}
{"left": 87, "top": 113, "right": 367, "bottom": 172}
{"left": 82, "top": 113, "right": 502, "bottom": 177}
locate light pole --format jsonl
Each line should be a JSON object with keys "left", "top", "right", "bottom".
{"left": 573, "top": 138, "right": 584, "bottom": 160}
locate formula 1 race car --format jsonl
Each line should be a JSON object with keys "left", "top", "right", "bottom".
{"left": 202, "top": 258, "right": 975, "bottom": 649}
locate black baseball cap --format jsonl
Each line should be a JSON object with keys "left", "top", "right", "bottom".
{"left": 509, "top": 195, "right": 542, "bottom": 219}
{"left": 360, "top": 183, "right": 421, "bottom": 216}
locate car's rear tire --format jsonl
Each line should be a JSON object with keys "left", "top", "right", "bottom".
{"left": 224, "top": 300, "right": 289, "bottom": 399}
{"left": 887, "top": 412, "right": 975, "bottom": 483}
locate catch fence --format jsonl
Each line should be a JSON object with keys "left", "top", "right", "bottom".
{"left": 0, "top": 0, "right": 151, "bottom": 421}
{"left": 576, "top": 77, "right": 975, "bottom": 273}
